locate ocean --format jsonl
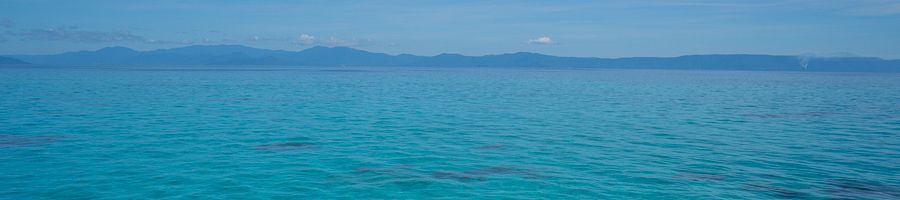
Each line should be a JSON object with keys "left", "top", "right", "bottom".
{"left": 1, "top": 65, "right": 898, "bottom": 199}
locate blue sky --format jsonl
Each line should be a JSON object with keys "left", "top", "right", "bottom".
{"left": 1, "top": 0, "right": 899, "bottom": 58}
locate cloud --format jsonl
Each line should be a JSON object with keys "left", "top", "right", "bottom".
{"left": 2, "top": 24, "right": 375, "bottom": 47}
{"left": 145, "top": 37, "right": 235, "bottom": 45}
{"left": 767, "top": 0, "right": 900, "bottom": 16}
{"left": 291, "top": 33, "right": 373, "bottom": 47}
{"left": 844, "top": 1, "right": 900, "bottom": 16}
{"left": 322, "top": 36, "right": 357, "bottom": 46}
{"left": 11, "top": 26, "right": 145, "bottom": 43}
{"left": 630, "top": 0, "right": 900, "bottom": 16}
{"left": 527, "top": 36, "right": 553, "bottom": 45}
{"left": 246, "top": 35, "right": 289, "bottom": 43}
{"left": 3, "top": 25, "right": 239, "bottom": 45}
{"left": 247, "top": 36, "right": 270, "bottom": 42}
{"left": 0, "top": 18, "right": 13, "bottom": 28}
{"left": 294, "top": 34, "right": 316, "bottom": 45}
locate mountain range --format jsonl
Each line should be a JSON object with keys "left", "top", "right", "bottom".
{"left": 5, "top": 45, "right": 899, "bottom": 72}
{"left": 0, "top": 56, "right": 28, "bottom": 64}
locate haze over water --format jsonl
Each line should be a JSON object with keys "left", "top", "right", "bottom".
{"left": 1, "top": 66, "right": 898, "bottom": 199}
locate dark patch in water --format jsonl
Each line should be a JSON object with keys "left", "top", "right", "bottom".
{"left": 392, "top": 179, "right": 433, "bottom": 191}
{"left": 741, "top": 111, "right": 834, "bottom": 119}
{"left": 476, "top": 144, "right": 506, "bottom": 150}
{"left": 127, "top": 68, "right": 291, "bottom": 72}
{"left": 431, "top": 166, "right": 540, "bottom": 182}
{"left": 254, "top": 142, "right": 314, "bottom": 151}
{"left": 743, "top": 183, "right": 809, "bottom": 199}
{"left": 205, "top": 97, "right": 253, "bottom": 102}
{"left": 742, "top": 114, "right": 788, "bottom": 119}
{"left": 821, "top": 179, "right": 900, "bottom": 199}
{"left": 431, "top": 171, "right": 485, "bottom": 182}
{"left": 467, "top": 166, "right": 528, "bottom": 176}
{"left": 674, "top": 172, "right": 725, "bottom": 181}
{"left": 0, "top": 134, "right": 65, "bottom": 148}
{"left": 354, "top": 165, "right": 413, "bottom": 174}
{"left": 314, "top": 69, "right": 375, "bottom": 73}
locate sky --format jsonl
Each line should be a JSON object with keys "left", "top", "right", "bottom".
{"left": 1, "top": 0, "right": 899, "bottom": 58}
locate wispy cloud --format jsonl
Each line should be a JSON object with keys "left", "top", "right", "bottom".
{"left": 11, "top": 26, "right": 144, "bottom": 43}
{"left": 0, "top": 18, "right": 13, "bottom": 29}
{"left": 2, "top": 24, "right": 376, "bottom": 47}
{"left": 247, "top": 35, "right": 287, "bottom": 42}
{"left": 843, "top": 0, "right": 900, "bottom": 16}
{"left": 527, "top": 36, "right": 553, "bottom": 45}
{"left": 3, "top": 25, "right": 244, "bottom": 45}
{"left": 759, "top": 0, "right": 900, "bottom": 16}
{"left": 618, "top": 0, "right": 900, "bottom": 16}
{"left": 633, "top": 1, "right": 771, "bottom": 8}
{"left": 145, "top": 38, "right": 235, "bottom": 45}
{"left": 291, "top": 33, "right": 373, "bottom": 47}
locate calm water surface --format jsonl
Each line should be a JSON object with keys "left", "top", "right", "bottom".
{"left": 1, "top": 66, "right": 899, "bottom": 199}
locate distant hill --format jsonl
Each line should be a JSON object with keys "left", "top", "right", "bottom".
{"left": 7, "top": 45, "right": 900, "bottom": 72}
{"left": 0, "top": 56, "right": 28, "bottom": 64}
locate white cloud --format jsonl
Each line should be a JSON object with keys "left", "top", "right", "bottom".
{"left": 290, "top": 33, "right": 373, "bottom": 47}
{"left": 294, "top": 34, "right": 316, "bottom": 45}
{"left": 527, "top": 36, "right": 553, "bottom": 45}
{"left": 324, "top": 36, "right": 352, "bottom": 46}
{"left": 246, "top": 35, "right": 288, "bottom": 42}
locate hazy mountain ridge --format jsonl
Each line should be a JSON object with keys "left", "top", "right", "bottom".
{"left": 7, "top": 45, "right": 899, "bottom": 72}
{"left": 0, "top": 56, "right": 28, "bottom": 64}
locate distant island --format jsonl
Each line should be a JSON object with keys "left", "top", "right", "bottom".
{"left": 5, "top": 45, "right": 899, "bottom": 72}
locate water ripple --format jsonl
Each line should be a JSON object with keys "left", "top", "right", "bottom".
{"left": 1, "top": 67, "right": 898, "bottom": 199}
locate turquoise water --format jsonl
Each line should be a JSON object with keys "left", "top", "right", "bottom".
{"left": 1, "top": 66, "right": 899, "bottom": 199}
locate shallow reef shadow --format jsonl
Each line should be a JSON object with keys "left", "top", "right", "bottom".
{"left": 743, "top": 182, "right": 810, "bottom": 199}
{"left": 430, "top": 166, "right": 542, "bottom": 182}
{"left": 741, "top": 111, "right": 834, "bottom": 119}
{"left": 673, "top": 171, "right": 725, "bottom": 182}
{"left": 253, "top": 142, "right": 315, "bottom": 151}
{"left": 354, "top": 164, "right": 414, "bottom": 174}
{"left": 475, "top": 144, "right": 507, "bottom": 150}
{"left": 820, "top": 179, "right": 900, "bottom": 199}
{"left": 0, "top": 134, "right": 66, "bottom": 148}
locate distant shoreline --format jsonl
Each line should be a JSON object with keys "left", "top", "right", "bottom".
{"left": 5, "top": 45, "right": 899, "bottom": 72}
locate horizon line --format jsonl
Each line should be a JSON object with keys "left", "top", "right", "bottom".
{"left": 4, "top": 44, "right": 896, "bottom": 60}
